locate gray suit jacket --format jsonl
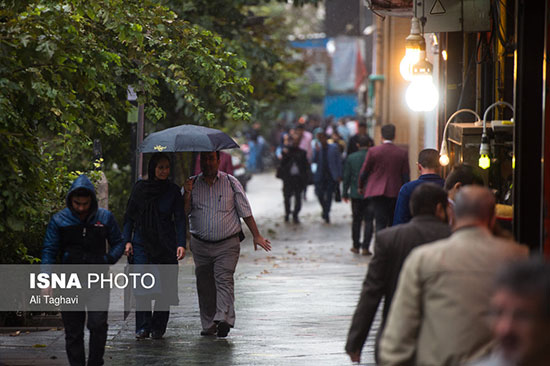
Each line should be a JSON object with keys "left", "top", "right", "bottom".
{"left": 345, "top": 215, "right": 451, "bottom": 356}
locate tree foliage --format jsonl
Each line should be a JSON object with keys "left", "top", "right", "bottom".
{"left": 164, "top": 0, "right": 321, "bottom": 123}
{"left": 0, "top": 0, "right": 253, "bottom": 262}
{"left": 0, "top": 0, "right": 322, "bottom": 263}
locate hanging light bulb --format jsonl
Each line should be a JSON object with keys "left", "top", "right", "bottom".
{"left": 406, "top": 54, "right": 438, "bottom": 112}
{"left": 439, "top": 153, "right": 450, "bottom": 166}
{"left": 478, "top": 101, "right": 514, "bottom": 170}
{"left": 400, "top": 48, "right": 421, "bottom": 81}
{"left": 478, "top": 133, "right": 491, "bottom": 169}
{"left": 400, "top": 17, "right": 425, "bottom": 81}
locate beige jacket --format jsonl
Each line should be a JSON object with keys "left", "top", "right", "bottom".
{"left": 379, "top": 226, "right": 528, "bottom": 366}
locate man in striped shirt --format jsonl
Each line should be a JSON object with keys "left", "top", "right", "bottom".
{"left": 183, "top": 151, "right": 271, "bottom": 338}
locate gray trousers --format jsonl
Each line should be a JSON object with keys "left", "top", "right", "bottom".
{"left": 190, "top": 236, "right": 240, "bottom": 330}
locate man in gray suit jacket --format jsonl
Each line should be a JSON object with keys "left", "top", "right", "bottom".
{"left": 345, "top": 183, "right": 451, "bottom": 363}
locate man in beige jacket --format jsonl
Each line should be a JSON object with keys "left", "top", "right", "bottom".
{"left": 379, "top": 186, "right": 528, "bottom": 366}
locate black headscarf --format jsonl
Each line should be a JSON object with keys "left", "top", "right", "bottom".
{"left": 125, "top": 153, "right": 174, "bottom": 263}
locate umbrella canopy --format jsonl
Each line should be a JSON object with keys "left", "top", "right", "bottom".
{"left": 138, "top": 124, "right": 239, "bottom": 153}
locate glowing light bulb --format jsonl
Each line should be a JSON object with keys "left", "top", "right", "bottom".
{"left": 479, "top": 154, "right": 491, "bottom": 169}
{"left": 400, "top": 48, "right": 421, "bottom": 81}
{"left": 439, "top": 153, "right": 449, "bottom": 166}
{"left": 406, "top": 75, "right": 439, "bottom": 112}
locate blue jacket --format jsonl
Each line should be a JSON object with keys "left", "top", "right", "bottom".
{"left": 392, "top": 174, "right": 445, "bottom": 226}
{"left": 42, "top": 175, "right": 125, "bottom": 264}
{"left": 312, "top": 143, "right": 342, "bottom": 183}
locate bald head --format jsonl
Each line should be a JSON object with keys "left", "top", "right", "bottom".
{"left": 454, "top": 186, "right": 496, "bottom": 228}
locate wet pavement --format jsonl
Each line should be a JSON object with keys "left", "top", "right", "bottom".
{"left": 0, "top": 172, "right": 380, "bottom": 365}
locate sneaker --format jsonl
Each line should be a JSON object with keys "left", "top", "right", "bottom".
{"left": 216, "top": 321, "right": 231, "bottom": 338}
{"left": 200, "top": 325, "right": 217, "bottom": 336}
{"left": 350, "top": 248, "right": 359, "bottom": 254}
{"left": 362, "top": 249, "right": 372, "bottom": 256}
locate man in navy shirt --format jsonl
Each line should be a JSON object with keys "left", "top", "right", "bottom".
{"left": 393, "top": 149, "right": 445, "bottom": 225}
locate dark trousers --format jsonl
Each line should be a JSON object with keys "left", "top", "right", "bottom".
{"left": 351, "top": 198, "right": 374, "bottom": 250}
{"left": 61, "top": 311, "right": 108, "bottom": 366}
{"left": 135, "top": 296, "right": 170, "bottom": 335}
{"left": 283, "top": 177, "right": 303, "bottom": 218}
{"left": 315, "top": 179, "right": 336, "bottom": 218}
{"left": 371, "top": 196, "right": 397, "bottom": 232}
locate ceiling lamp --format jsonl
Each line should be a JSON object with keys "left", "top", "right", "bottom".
{"left": 400, "top": 17, "right": 426, "bottom": 81}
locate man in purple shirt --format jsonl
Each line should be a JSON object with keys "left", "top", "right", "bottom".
{"left": 183, "top": 151, "right": 271, "bottom": 338}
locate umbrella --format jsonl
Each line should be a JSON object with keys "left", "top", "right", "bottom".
{"left": 138, "top": 124, "right": 239, "bottom": 153}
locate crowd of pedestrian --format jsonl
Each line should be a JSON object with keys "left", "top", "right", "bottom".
{"left": 270, "top": 114, "right": 546, "bottom": 366}
{"left": 39, "top": 114, "right": 547, "bottom": 366}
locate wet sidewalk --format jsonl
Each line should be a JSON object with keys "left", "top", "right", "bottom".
{"left": 0, "top": 172, "right": 380, "bottom": 366}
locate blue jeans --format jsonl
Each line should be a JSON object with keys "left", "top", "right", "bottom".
{"left": 315, "top": 179, "right": 336, "bottom": 218}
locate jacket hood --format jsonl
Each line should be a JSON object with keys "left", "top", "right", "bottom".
{"left": 66, "top": 175, "right": 98, "bottom": 220}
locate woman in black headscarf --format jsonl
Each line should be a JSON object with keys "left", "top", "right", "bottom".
{"left": 123, "top": 152, "right": 186, "bottom": 339}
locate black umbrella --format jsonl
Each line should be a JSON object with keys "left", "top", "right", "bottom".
{"left": 138, "top": 124, "right": 239, "bottom": 153}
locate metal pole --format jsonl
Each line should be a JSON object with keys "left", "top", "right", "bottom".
{"left": 136, "top": 103, "right": 145, "bottom": 180}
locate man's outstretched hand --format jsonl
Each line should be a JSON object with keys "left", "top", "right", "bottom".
{"left": 253, "top": 235, "right": 271, "bottom": 252}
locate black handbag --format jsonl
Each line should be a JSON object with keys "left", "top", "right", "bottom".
{"left": 334, "top": 183, "right": 342, "bottom": 202}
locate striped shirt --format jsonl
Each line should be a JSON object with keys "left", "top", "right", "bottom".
{"left": 188, "top": 171, "right": 252, "bottom": 241}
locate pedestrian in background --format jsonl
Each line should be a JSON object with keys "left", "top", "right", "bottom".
{"left": 276, "top": 132, "right": 310, "bottom": 223}
{"left": 379, "top": 186, "right": 528, "bottom": 366}
{"left": 444, "top": 164, "right": 485, "bottom": 225}
{"left": 393, "top": 148, "right": 444, "bottom": 225}
{"left": 295, "top": 123, "right": 313, "bottom": 201}
{"left": 194, "top": 150, "right": 234, "bottom": 176}
{"left": 468, "top": 258, "right": 550, "bottom": 366}
{"left": 347, "top": 119, "right": 373, "bottom": 156}
{"left": 42, "top": 175, "right": 126, "bottom": 366}
{"left": 346, "top": 183, "right": 451, "bottom": 364}
{"left": 312, "top": 131, "right": 342, "bottom": 223}
{"left": 358, "top": 124, "right": 409, "bottom": 232}
{"left": 183, "top": 151, "right": 271, "bottom": 338}
{"left": 342, "top": 135, "right": 374, "bottom": 255}
{"left": 123, "top": 152, "right": 186, "bottom": 340}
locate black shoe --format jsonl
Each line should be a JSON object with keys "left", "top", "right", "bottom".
{"left": 216, "top": 321, "right": 230, "bottom": 338}
{"left": 200, "top": 325, "right": 217, "bottom": 336}
{"left": 293, "top": 216, "right": 300, "bottom": 224}
{"left": 284, "top": 214, "right": 289, "bottom": 222}
{"left": 151, "top": 330, "right": 164, "bottom": 339}
{"left": 135, "top": 329, "right": 150, "bottom": 339}
{"left": 362, "top": 249, "right": 372, "bottom": 256}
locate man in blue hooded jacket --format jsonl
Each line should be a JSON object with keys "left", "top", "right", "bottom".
{"left": 42, "top": 175, "right": 126, "bottom": 366}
